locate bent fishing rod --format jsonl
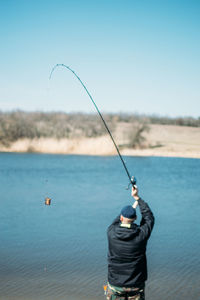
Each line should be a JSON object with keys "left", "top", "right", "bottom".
{"left": 49, "top": 64, "right": 136, "bottom": 188}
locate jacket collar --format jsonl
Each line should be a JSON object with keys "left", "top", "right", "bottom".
{"left": 120, "top": 223, "right": 131, "bottom": 228}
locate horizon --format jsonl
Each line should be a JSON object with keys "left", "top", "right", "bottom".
{"left": 0, "top": 109, "right": 199, "bottom": 120}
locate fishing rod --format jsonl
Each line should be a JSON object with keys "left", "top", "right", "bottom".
{"left": 49, "top": 64, "right": 136, "bottom": 188}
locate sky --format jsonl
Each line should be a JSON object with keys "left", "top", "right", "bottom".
{"left": 0, "top": 0, "right": 199, "bottom": 117}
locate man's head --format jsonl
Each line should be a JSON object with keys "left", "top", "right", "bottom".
{"left": 120, "top": 205, "right": 137, "bottom": 223}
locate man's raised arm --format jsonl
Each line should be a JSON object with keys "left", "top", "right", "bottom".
{"left": 131, "top": 186, "right": 155, "bottom": 239}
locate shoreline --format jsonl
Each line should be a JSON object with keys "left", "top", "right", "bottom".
{"left": 1, "top": 149, "right": 199, "bottom": 159}
{"left": 0, "top": 142, "right": 200, "bottom": 160}
{"left": 0, "top": 124, "right": 199, "bottom": 159}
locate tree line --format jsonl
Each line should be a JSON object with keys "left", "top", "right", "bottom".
{"left": 0, "top": 111, "right": 199, "bottom": 147}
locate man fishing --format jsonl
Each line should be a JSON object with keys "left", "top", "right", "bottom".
{"left": 50, "top": 65, "right": 154, "bottom": 299}
{"left": 106, "top": 186, "right": 155, "bottom": 300}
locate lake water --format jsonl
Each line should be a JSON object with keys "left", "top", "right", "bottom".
{"left": 0, "top": 153, "right": 199, "bottom": 300}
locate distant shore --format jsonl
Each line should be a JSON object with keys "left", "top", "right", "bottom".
{"left": 0, "top": 124, "right": 200, "bottom": 158}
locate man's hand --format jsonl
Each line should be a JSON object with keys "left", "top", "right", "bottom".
{"left": 132, "top": 186, "right": 140, "bottom": 209}
{"left": 131, "top": 186, "right": 140, "bottom": 201}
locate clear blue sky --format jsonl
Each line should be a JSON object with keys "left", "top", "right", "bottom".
{"left": 0, "top": 0, "right": 199, "bottom": 117}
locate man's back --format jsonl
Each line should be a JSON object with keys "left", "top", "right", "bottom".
{"left": 107, "top": 196, "right": 154, "bottom": 288}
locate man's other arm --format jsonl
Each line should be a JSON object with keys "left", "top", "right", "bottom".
{"left": 132, "top": 187, "right": 155, "bottom": 239}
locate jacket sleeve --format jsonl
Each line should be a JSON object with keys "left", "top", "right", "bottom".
{"left": 138, "top": 198, "right": 155, "bottom": 239}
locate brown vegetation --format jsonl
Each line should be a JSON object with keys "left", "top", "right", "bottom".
{"left": 0, "top": 111, "right": 115, "bottom": 146}
{"left": 0, "top": 111, "right": 199, "bottom": 155}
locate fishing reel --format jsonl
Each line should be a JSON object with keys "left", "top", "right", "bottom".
{"left": 126, "top": 176, "right": 137, "bottom": 190}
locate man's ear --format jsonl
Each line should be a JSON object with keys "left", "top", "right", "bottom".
{"left": 120, "top": 215, "right": 123, "bottom": 222}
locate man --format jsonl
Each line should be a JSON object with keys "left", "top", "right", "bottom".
{"left": 106, "top": 186, "right": 154, "bottom": 300}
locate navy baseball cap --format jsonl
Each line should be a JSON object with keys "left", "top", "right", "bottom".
{"left": 121, "top": 205, "right": 136, "bottom": 219}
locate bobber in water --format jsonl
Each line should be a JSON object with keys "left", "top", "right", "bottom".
{"left": 45, "top": 197, "right": 51, "bottom": 205}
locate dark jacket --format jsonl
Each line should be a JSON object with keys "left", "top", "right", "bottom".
{"left": 107, "top": 198, "right": 154, "bottom": 288}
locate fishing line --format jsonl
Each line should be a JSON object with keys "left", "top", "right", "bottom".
{"left": 49, "top": 64, "right": 136, "bottom": 187}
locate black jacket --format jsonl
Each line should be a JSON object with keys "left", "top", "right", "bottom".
{"left": 107, "top": 198, "right": 154, "bottom": 288}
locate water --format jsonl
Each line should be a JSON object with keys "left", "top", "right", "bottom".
{"left": 0, "top": 153, "right": 200, "bottom": 300}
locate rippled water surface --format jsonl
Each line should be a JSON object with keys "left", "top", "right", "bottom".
{"left": 0, "top": 153, "right": 200, "bottom": 300}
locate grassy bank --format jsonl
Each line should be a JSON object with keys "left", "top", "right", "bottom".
{"left": 0, "top": 111, "right": 200, "bottom": 158}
